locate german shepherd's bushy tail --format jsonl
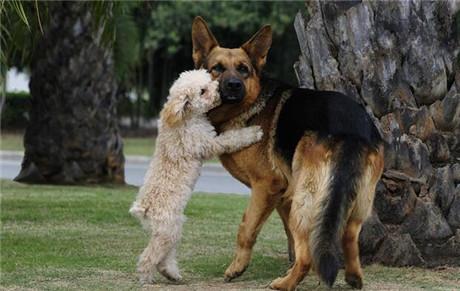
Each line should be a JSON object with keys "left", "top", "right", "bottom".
{"left": 310, "top": 138, "right": 365, "bottom": 287}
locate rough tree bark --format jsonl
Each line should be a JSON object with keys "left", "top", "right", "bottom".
{"left": 295, "top": 0, "right": 459, "bottom": 266}
{"left": 15, "top": 2, "right": 125, "bottom": 184}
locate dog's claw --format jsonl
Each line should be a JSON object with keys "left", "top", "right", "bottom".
{"left": 345, "top": 273, "right": 363, "bottom": 289}
{"left": 223, "top": 265, "right": 248, "bottom": 282}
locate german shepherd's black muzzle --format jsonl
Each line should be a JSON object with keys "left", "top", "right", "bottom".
{"left": 220, "top": 77, "right": 246, "bottom": 104}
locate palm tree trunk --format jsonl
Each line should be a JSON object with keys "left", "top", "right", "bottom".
{"left": 294, "top": 0, "right": 459, "bottom": 266}
{"left": 15, "top": 2, "right": 124, "bottom": 184}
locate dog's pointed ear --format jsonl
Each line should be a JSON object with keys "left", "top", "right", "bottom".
{"left": 192, "top": 16, "right": 219, "bottom": 69}
{"left": 241, "top": 25, "right": 272, "bottom": 72}
{"left": 161, "top": 95, "right": 190, "bottom": 128}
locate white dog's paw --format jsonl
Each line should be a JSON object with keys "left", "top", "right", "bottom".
{"left": 255, "top": 127, "right": 263, "bottom": 141}
{"left": 246, "top": 125, "right": 263, "bottom": 141}
{"left": 158, "top": 264, "right": 182, "bottom": 282}
{"left": 157, "top": 258, "right": 182, "bottom": 282}
{"left": 138, "top": 272, "right": 155, "bottom": 285}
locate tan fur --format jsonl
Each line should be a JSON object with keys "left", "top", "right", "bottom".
{"left": 129, "top": 70, "right": 263, "bottom": 284}
{"left": 241, "top": 25, "right": 272, "bottom": 71}
{"left": 351, "top": 146, "right": 384, "bottom": 220}
{"left": 161, "top": 97, "right": 187, "bottom": 128}
{"left": 291, "top": 134, "right": 332, "bottom": 235}
{"left": 269, "top": 134, "right": 332, "bottom": 291}
{"left": 267, "top": 90, "right": 292, "bottom": 179}
{"left": 342, "top": 219, "right": 364, "bottom": 288}
{"left": 270, "top": 137, "right": 385, "bottom": 290}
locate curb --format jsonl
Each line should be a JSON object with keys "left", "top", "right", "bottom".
{"left": 0, "top": 150, "right": 23, "bottom": 160}
{"left": 0, "top": 150, "right": 227, "bottom": 173}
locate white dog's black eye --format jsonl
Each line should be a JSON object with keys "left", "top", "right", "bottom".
{"left": 200, "top": 88, "right": 206, "bottom": 95}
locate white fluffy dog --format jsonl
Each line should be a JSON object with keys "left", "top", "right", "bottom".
{"left": 129, "top": 69, "right": 262, "bottom": 284}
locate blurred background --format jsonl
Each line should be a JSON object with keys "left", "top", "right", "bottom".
{"left": 2, "top": 1, "right": 305, "bottom": 133}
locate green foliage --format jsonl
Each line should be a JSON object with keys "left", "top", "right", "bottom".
{"left": 144, "top": 1, "right": 304, "bottom": 56}
{"left": 113, "top": 12, "right": 140, "bottom": 79}
{"left": 0, "top": 1, "right": 140, "bottom": 80}
{"left": 1, "top": 91, "right": 31, "bottom": 129}
{"left": 0, "top": 1, "right": 48, "bottom": 69}
{"left": 1, "top": 1, "right": 305, "bottom": 122}
{"left": 137, "top": 1, "right": 306, "bottom": 116}
{"left": 94, "top": 1, "right": 141, "bottom": 80}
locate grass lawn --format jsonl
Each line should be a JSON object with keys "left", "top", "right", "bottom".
{"left": 1, "top": 179, "right": 459, "bottom": 290}
{"left": 0, "top": 133, "right": 24, "bottom": 152}
{"left": 122, "top": 136, "right": 155, "bottom": 157}
{"left": 0, "top": 133, "right": 220, "bottom": 163}
{"left": 0, "top": 132, "right": 155, "bottom": 157}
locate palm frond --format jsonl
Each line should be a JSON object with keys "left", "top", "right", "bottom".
{"left": 113, "top": 8, "right": 140, "bottom": 80}
{"left": 10, "top": 0, "right": 30, "bottom": 30}
{"left": 34, "top": 0, "right": 43, "bottom": 34}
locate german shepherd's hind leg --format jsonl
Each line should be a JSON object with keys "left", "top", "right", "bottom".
{"left": 276, "top": 199, "right": 295, "bottom": 263}
{"left": 269, "top": 227, "right": 311, "bottom": 291}
{"left": 342, "top": 219, "right": 363, "bottom": 289}
{"left": 270, "top": 135, "right": 328, "bottom": 291}
{"left": 224, "top": 183, "right": 279, "bottom": 282}
{"left": 343, "top": 146, "right": 384, "bottom": 289}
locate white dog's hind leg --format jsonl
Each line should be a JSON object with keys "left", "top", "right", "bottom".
{"left": 156, "top": 215, "right": 184, "bottom": 281}
{"left": 137, "top": 236, "right": 164, "bottom": 284}
{"left": 157, "top": 247, "right": 182, "bottom": 282}
{"left": 137, "top": 216, "right": 184, "bottom": 283}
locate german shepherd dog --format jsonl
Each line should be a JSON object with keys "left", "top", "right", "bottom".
{"left": 192, "top": 17, "right": 384, "bottom": 290}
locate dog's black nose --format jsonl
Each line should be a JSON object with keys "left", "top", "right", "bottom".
{"left": 226, "top": 78, "right": 243, "bottom": 90}
{"left": 220, "top": 77, "right": 245, "bottom": 104}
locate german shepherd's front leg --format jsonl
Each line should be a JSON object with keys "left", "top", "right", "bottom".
{"left": 224, "top": 183, "right": 279, "bottom": 282}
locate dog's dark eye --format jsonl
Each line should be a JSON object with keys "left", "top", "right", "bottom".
{"left": 200, "top": 88, "right": 206, "bottom": 95}
{"left": 211, "top": 64, "right": 224, "bottom": 74}
{"left": 237, "top": 64, "right": 249, "bottom": 76}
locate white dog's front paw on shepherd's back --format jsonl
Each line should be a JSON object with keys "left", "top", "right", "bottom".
{"left": 255, "top": 127, "right": 263, "bottom": 141}
{"left": 247, "top": 125, "right": 263, "bottom": 141}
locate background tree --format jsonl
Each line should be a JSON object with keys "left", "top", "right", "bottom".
{"left": 295, "top": 0, "right": 459, "bottom": 266}
{"left": 2, "top": 1, "right": 140, "bottom": 184}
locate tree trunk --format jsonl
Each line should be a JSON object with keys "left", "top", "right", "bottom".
{"left": 16, "top": 2, "right": 124, "bottom": 184}
{"left": 295, "top": 0, "right": 459, "bottom": 266}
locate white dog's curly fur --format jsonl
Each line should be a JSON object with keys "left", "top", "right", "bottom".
{"left": 129, "top": 69, "right": 263, "bottom": 284}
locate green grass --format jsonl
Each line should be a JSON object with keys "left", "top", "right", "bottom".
{"left": 0, "top": 133, "right": 24, "bottom": 152}
{"left": 0, "top": 132, "right": 155, "bottom": 156}
{"left": 0, "top": 133, "right": 219, "bottom": 162}
{"left": 122, "top": 136, "right": 155, "bottom": 156}
{"left": 1, "top": 180, "right": 459, "bottom": 290}
{"left": 0, "top": 133, "right": 156, "bottom": 156}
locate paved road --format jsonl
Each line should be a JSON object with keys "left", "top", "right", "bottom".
{"left": 0, "top": 151, "right": 250, "bottom": 195}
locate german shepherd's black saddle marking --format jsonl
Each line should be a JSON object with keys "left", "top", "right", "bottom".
{"left": 275, "top": 88, "right": 382, "bottom": 164}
